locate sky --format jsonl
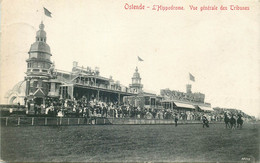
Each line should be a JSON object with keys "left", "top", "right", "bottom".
{"left": 0, "top": 0, "right": 259, "bottom": 117}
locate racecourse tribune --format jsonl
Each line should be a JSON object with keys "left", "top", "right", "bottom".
{"left": 1, "top": 123, "right": 259, "bottom": 162}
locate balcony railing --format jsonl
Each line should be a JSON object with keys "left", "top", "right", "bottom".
{"left": 73, "top": 81, "right": 136, "bottom": 94}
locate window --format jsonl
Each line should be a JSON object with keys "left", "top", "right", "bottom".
{"left": 33, "top": 62, "right": 37, "bottom": 68}
{"left": 34, "top": 81, "right": 38, "bottom": 87}
{"left": 145, "top": 97, "right": 150, "bottom": 105}
{"left": 30, "top": 80, "right": 34, "bottom": 87}
{"left": 38, "top": 80, "right": 42, "bottom": 87}
{"left": 37, "top": 62, "right": 43, "bottom": 68}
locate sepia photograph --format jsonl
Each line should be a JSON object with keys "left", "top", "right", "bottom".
{"left": 0, "top": 0, "right": 259, "bottom": 162}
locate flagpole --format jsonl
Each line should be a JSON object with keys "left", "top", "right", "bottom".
{"left": 188, "top": 73, "right": 190, "bottom": 85}
{"left": 136, "top": 56, "right": 138, "bottom": 69}
{"left": 42, "top": 6, "right": 45, "bottom": 23}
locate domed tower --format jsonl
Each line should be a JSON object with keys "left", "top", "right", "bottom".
{"left": 129, "top": 67, "right": 143, "bottom": 93}
{"left": 25, "top": 22, "right": 53, "bottom": 108}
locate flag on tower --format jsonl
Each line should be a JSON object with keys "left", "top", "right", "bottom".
{"left": 189, "top": 73, "right": 195, "bottom": 82}
{"left": 138, "top": 56, "right": 144, "bottom": 61}
{"left": 43, "top": 7, "right": 52, "bottom": 17}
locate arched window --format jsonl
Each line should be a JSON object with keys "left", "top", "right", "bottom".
{"left": 33, "top": 62, "right": 37, "bottom": 68}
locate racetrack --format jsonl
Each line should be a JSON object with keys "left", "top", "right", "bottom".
{"left": 1, "top": 123, "right": 259, "bottom": 162}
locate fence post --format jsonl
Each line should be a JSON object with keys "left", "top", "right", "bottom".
{"left": 6, "top": 117, "right": 8, "bottom": 126}
{"left": 103, "top": 118, "right": 105, "bottom": 124}
{"left": 68, "top": 118, "right": 70, "bottom": 125}
{"left": 32, "top": 117, "right": 34, "bottom": 126}
{"left": 56, "top": 118, "right": 59, "bottom": 125}
{"left": 45, "top": 117, "right": 47, "bottom": 125}
{"left": 78, "top": 118, "right": 80, "bottom": 125}
{"left": 18, "top": 117, "right": 20, "bottom": 126}
{"left": 60, "top": 118, "right": 62, "bottom": 125}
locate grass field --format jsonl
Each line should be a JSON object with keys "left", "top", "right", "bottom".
{"left": 1, "top": 123, "right": 259, "bottom": 162}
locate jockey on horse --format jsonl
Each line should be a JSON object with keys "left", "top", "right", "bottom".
{"left": 236, "top": 112, "right": 243, "bottom": 129}
{"left": 202, "top": 115, "right": 209, "bottom": 128}
{"left": 230, "top": 114, "right": 236, "bottom": 129}
{"left": 224, "top": 112, "right": 230, "bottom": 128}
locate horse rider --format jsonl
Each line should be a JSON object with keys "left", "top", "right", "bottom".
{"left": 230, "top": 115, "right": 236, "bottom": 129}
{"left": 236, "top": 113, "right": 243, "bottom": 129}
{"left": 202, "top": 115, "right": 209, "bottom": 128}
{"left": 224, "top": 112, "right": 230, "bottom": 128}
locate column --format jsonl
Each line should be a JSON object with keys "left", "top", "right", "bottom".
{"left": 97, "top": 90, "right": 100, "bottom": 101}
{"left": 26, "top": 79, "right": 30, "bottom": 96}
{"left": 71, "top": 86, "right": 74, "bottom": 100}
{"left": 60, "top": 86, "right": 63, "bottom": 99}
{"left": 118, "top": 93, "right": 120, "bottom": 104}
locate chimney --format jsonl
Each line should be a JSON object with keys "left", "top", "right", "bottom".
{"left": 186, "top": 84, "right": 192, "bottom": 93}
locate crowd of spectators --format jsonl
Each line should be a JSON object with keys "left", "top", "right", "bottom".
{"left": 24, "top": 97, "right": 255, "bottom": 122}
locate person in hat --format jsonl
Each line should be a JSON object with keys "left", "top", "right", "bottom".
{"left": 174, "top": 113, "right": 179, "bottom": 127}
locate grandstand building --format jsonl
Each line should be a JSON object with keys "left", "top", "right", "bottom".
{"left": 5, "top": 22, "right": 212, "bottom": 113}
{"left": 160, "top": 85, "right": 212, "bottom": 112}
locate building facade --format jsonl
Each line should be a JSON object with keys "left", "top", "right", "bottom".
{"left": 5, "top": 22, "right": 212, "bottom": 113}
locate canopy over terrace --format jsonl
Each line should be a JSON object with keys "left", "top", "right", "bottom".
{"left": 161, "top": 100, "right": 196, "bottom": 111}
{"left": 198, "top": 105, "right": 213, "bottom": 112}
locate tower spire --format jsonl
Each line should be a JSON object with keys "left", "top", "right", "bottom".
{"left": 129, "top": 67, "right": 143, "bottom": 93}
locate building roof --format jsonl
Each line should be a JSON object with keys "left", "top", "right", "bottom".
{"left": 29, "top": 22, "right": 51, "bottom": 55}
{"left": 132, "top": 67, "right": 141, "bottom": 79}
{"left": 29, "top": 41, "right": 51, "bottom": 54}
{"left": 5, "top": 81, "right": 26, "bottom": 98}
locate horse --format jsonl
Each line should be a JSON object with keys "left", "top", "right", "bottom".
{"left": 202, "top": 116, "right": 209, "bottom": 128}
{"left": 224, "top": 113, "right": 230, "bottom": 129}
{"left": 230, "top": 115, "right": 236, "bottom": 129}
{"left": 237, "top": 116, "right": 243, "bottom": 129}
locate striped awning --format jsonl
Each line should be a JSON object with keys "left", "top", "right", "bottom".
{"left": 199, "top": 106, "right": 213, "bottom": 111}
{"left": 174, "top": 102, "right": 195, "bottom": 109}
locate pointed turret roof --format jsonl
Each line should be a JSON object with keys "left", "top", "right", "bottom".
{"left": 29, "top": 22, "right": 51, "bottom": 55}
